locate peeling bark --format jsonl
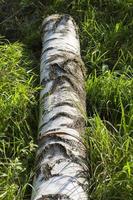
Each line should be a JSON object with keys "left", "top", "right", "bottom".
{"left": 31, "top": 14, "right": 87, "bottom": 200}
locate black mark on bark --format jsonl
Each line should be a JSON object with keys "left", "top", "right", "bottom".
{"left": 37, "top": 193, "right": 71, "bottom": 200}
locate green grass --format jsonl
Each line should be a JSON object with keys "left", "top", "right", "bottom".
{"left": 85, "top": 114, "right": 133, "bottom": 200}
{"left": 0, "top": 39, "right": 39, "bottom": 199}
{"left": 0, "top": 0, "right": 133, "bottom": 199}
{"left": 86, "top": 70, "right": 133, "bottom": 132}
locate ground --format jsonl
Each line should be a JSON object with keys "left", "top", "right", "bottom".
{"left": 0, "top": 0, "right": 133, "bottom": 200}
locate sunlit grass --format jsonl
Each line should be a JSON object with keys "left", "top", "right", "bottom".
{"left": 0, "top": 39, "right": 38, "bottom": 199}
{"left": 85, "top": 114, "right": 133, "bottom": 200}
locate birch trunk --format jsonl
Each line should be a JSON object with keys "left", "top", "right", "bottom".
{"left": 31, "top": 14, "right": 87, "bottom": 200}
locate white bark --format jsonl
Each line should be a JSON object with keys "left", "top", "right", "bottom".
{"left": 31, "top": 14, "right": 87, "bottom": 200}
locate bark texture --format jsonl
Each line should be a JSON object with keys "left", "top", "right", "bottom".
{"left": 31, "top": 14, "right": 87, "bottom": 200}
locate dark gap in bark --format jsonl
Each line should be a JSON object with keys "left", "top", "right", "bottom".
{"left": 42, "top": 47, "right": 55, "bottom": 55}
{"left": 36, "top": 143, "right": 69, "bottom": 164}
{"left": 53, "top": 15, "right": 65, "bottom": 30}
{"left": 51, "top": 63, "right": 67, "bottom": 74}
{"left": 48, "top": 76, "right": 79, "bottom": 94}
{"left": 38, "top": 135, "right": 67, "bottom": 144}
{"left": 45, "top": 173, "right": 61, "bottom": 181}
{"left": 40, "top": 91, "right": 86, "bottom": 114}
{"left": 54, "top": 102, "right": 75, "bottom": 108}
{"left": 38, "top": 131, "right": 83, "bottom": 146}
{"left": 37, "top": 137, "right": 86, "bottom": 159}
{"left": 43, "top": 28, "right": 71, "bottom": 36}
{"left": 42, "top": 54, "right": 85, "bottom": 81}
{"left": 39, "top": 93, "right": 50, "bottom": 105}
{"left": 36, "top": 193, "right": 71, "bottom": 200}
{"left": 41, "top": 49, "right": 78, "bottom": 60}
{"left": 40, "top": 52, "right": 79, "bottom": 67}
{"left": 40, "top": 76, "right": 73, "bottom": 88}
{"left": 36, "top": 160, "right": 87, "bottom": 181}
{"left": 50, "top": 62, "right": 84, "bottom": 84}
{"left": 59, "top": 117, "right": 85, "bottom": 133}
{"left": 40, "top": 54, "right": 64, "bottom": 62}
{"left": 39, "top": 128, "right": 61, "bottom": 136}
{"left": 41, "top": 27, "right": 57, "bottom": 35}
{"left": 40, "top": 75, "right": 84, "bottom": 103}
{"left": 53, "top": 14, "right": 70, "bottom": 32}
{"left": 40, "top": 78, "right": 47, "bottom": 86}
{"left": 62, "top": 57, "right": 86, "bottom": 78}
{"left": 42, "top": 163, "right": 52, "bottom": 180}
{"left": 35, "top": 168, "right": 41, "bottom": 180}
{"left": 35, "top": 158, "right": 65, "bottom": 180}
{"left": 71, "top": 18, "right": 79, "bottom": 40}
{"left": 42, "top": 14, "right": 65, "bottom": 29}
{"left": 42, "top": 15, "right": 74, "bottom": 37}
{"left": 35, "top": 143, "right": 86, "bottom": 169}
{"left": 42, "top": 37, "right": 58, "bottom": 45}
{"left": 59, "top": 29, "right": 74, "bottom": 37}
{"left": 42, "top": 18, "right": 57, "bottom": 32}
{"left": 35, "top": 151, "right": 88, "bottom": 180}
{"left": 38, "top": 112, "right": 77, "bottom": 132}
{"left": 38, "top": 135, "right": 81, "bottom": 150}
{"left": 48, "top": 51, "right": 78, "bottom": 66}
{"left": 39, "top": 100, "right": 77, "bottom": 115}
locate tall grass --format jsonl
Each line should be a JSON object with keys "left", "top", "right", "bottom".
{"left": 85, "top": 114, "right": 133, "bottom": 200}
{"left": 85, "top": 70, "right": 133, "bottom": 199}
{"left": 86, "top": 70, "right": 133, "bottom": 131}
{"left": 0, "top": 0, "right": 133, "bottom": 199}
{"left": 0, "top": 39, "right": 39, "bottom": 199}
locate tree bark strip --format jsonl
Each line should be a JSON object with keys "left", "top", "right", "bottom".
{"left": 31, "top": 14, "right": 87, "bottom": 200}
